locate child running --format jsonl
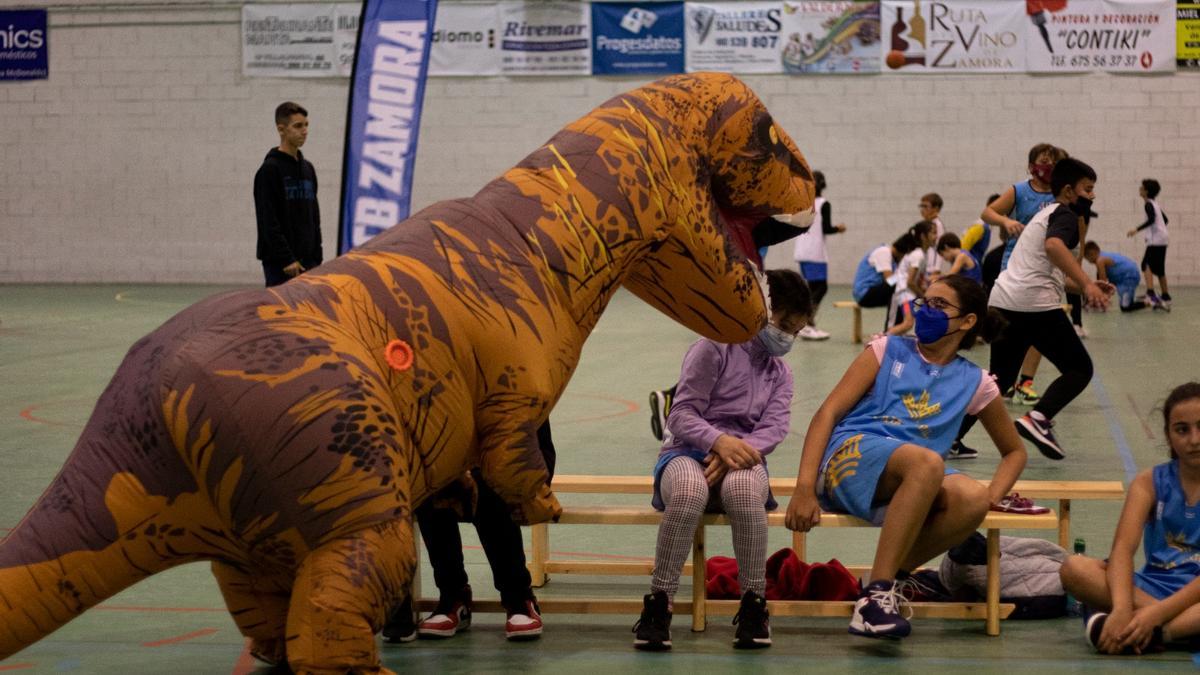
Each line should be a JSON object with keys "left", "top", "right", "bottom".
{"left": 1126, "top": 178, "right": 1171, "bottom": 312}
{"left": 634, "top": 270, "right": 812, "bottom": 651}
{"left": 793, "top": 170, "right": 847, "bottom": 340}
{"left": 786, "top": 274, "right": 1028, "bottom": 639}
{"left": 1060, "top": 382, "right": 1200, "bottom": 654}
{"left": 936, "top": 233, "right": 982, "bottom": 285}
{"left": 1082, "top": 242, "right": 1146, "bottom": 313}
{"left": 982, "top": 157, "right": 1112, "bottom": 460}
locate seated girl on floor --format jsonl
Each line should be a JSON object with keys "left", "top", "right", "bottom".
{"left": 786, "top": 274, "right": 1028, "bottom": 639}
{"left": 1060, "top": 382, "right": 1200, "bottom": 655}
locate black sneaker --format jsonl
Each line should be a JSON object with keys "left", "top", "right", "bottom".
{"left": 381, "top": 595, "right": 418, "bottom": 643}
{"left": 946, "top": 440, "right": 978, "bottom": 460}
{"left": 1085, "top": 612, "right": 1165, "bottom": 654}
{"left": 633, "top": 590, "right": 672, "bottom": 651}
{"left": 1016, "top": 413, "right": 1066, "bottom": 460}
{"left": 849, "top": 579, "right": 911, "bottom": 639}
{"left": 732, "top": 590, "right": 771, "bottom": 649}
{"left": 648, "top": 389, "right": 672, "bottom": 442}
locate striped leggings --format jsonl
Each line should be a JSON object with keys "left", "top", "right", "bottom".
{"left": 650, "top": 456, "right": 769, "bottom": 600}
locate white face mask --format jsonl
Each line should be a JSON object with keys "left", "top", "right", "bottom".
{"left": 758, "top": 323, "right": 795, "bottom": 357}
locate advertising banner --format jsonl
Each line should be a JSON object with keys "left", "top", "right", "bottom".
{"left": 430, "top": 2, "right": 501, "bottom": 76}
{"left": 335, "top": 3, "right": 360, "bottom": 76}
{"left": 243, "top": 4, "right": 340, "bottom": 77}
{"left": 685, "top": 1, "right": 786, "bottom": 73}
{"left": 592, "top": 2, "right": 685, "bottom": 75}
{"left": 780, "top": 1, "right": 880, "bottom": 73}
{"left": 499, "top": 1, "right": 591, "bottom": 75}
{"left": 338, "top": 0, "right": 437, "bottom": 253}
{"left": 881, "top": 0, "right": 1026, "bottom": 72}
{"left": 1025, "top": 0, "right": 1175, "bottom": 72}
{"left": 1177, "top": 2, "right": 1200, "bottom": 68}
{"left": 0, "top": 9, "right": 48, "bottom": 81}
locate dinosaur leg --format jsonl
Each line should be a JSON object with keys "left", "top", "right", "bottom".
{"left": 285, "top": 518, "right": 415, "bottom": 675}
{"left": 212, "top": 562, "right": 291, "bottom": 666}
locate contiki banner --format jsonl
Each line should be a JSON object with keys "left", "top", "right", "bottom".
{"left": 1025, "top": 0, "right": 1175, "bottom": 73}
{"left": 339, "top": 0, "right": 438, "bottom": 254}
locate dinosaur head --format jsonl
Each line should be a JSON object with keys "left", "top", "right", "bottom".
{"left": 623, "top": 73, "right": 815, "bottom": 344}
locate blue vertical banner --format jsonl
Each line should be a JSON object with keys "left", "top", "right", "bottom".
{"left": 338, "top": 0, "right": 438, "bottom": 254}
{"left": 1, "top": 9, "right": 48, "bottom": 81}
{"left": 592, "top": 2, "right": 685, "bottom": 75}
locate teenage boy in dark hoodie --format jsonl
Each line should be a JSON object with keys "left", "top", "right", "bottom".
{"left": 254, "top": 101, "right": 322, "bottom": 287}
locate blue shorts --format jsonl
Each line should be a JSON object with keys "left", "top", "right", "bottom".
{"left": 816, "top": 432, "right": 957, "bottom": 525}
{"left": 799, "top": 261, "right": 828, "bottom": 282}
{"left": 1113, "top": 277, "right": 1139, "bottom": 308}
{"left": 1134, "top": 566, "right": 1198, "bottom": 601}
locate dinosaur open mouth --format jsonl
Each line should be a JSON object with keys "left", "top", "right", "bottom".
{"left": 718, "top": 206, "right": 764, "bottom": 269}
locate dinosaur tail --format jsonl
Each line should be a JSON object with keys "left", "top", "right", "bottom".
{"left": 0, "top": 379, "right": 226, "bottom": 658}
{"left": 0, "top": 431, "right": 221, "bottom": 658}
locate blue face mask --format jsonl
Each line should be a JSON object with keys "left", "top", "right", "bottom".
{"left": 913, "top": 303, "right": 950, "bottom": 344}
{"left": 758, "top": 324, "right": 795, "bottom": 357}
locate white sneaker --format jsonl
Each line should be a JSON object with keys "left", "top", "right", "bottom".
{"left": 1074, "top": 324, "right": 1087, "bottom": 339}
{"left": 798, "top": 325, "right": 830, "bottom": 341}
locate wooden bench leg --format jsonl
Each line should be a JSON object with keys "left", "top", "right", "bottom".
{"left": 1058, "top": 499, "right": 1070, "bottom": 550}
{"left": 986, "top": 528, "right": 1000, "bottom": 636}
{"left": 851, "top": 307, "right": 862, "bottom": 344}
{"left": 529, "top": 522, "right": 548, "bottom": 588}
{"left": 692, "top": 525, "right": 706, "bottom": 632}
{"left": 792, "top": 530, "right": 806, "bottom": 562}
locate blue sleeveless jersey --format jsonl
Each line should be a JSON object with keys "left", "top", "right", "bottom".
{"left": 1138, "top": 461, "right": 1200, "bottom": 597}
{"left": 1104, "top": 251, "right": 1141, "bottom": 286}
{"left": 961, "top": 253, "right": 983, "bottom": 284}
{"left": 852, "top": 245, "right": 889, "bottom": 301}
{"left": 831, "top": 337, "right": 981, "bottom": 456}
{"left": 1002, "top": 180, "right": 1057, "bottom": 270}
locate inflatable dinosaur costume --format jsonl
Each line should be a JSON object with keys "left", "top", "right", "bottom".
{"left": 0, "top": 73, "right": 813, "bottom": 673}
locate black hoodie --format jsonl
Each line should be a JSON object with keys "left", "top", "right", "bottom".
{"left": 253, "top": 147, "right": 322, "bottom": 268}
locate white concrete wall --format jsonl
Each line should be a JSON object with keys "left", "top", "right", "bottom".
{"left": 2, "top": 1, "right": 1198, "bottom": 284}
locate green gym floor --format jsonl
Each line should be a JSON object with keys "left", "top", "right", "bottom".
{"left": 1, "top": 283, "right": 1196, "bottom": 673}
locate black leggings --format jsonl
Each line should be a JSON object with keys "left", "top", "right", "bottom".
{"left": 1067, "top": 292, "right": 1082, "bottom": 326}
{"left": 990, "top": 307, "right": 1093, "bottom": 419}
{"left": 808, "top": 279, "right": 828, "bottom": 312}
{"left": 416, "top": 422, "right": 557, "bottom": 610}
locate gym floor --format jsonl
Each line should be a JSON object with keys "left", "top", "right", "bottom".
{"left": 1, "top": 283, "right": 1195, "bottom": 673}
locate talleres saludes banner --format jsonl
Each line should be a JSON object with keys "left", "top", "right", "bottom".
{"left": 338, "top": 0, "right": 437, "bottom": 254}
{"left": 780, "top": 1, "right": 881, "bottom": 74}
{"left": 686, "top": 2, "right": 785, "bottom": 73}
{"left": 1025, "top": 0, "right": 1175, "bottom": 73}
{"left": 592, "top": 2, "right": 685, "bottom": 76}
{"left": 881, "top": 0, "right": 1027, "bottom": 72}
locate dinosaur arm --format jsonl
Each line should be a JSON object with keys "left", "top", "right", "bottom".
{"left": 475, "top": 410, "right": 561, "bottom": 525}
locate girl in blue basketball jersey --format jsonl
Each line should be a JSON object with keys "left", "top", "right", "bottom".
{"left": 1060, "top": 382, "right": 1200, "bottom": 655}
{"left": 786, "top": 274, "right": 1028, "bottom": 639}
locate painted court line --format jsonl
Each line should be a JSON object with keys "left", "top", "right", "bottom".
{"left": 0, "top": 664, "right": 35, "bottom": 672}
{"left": 1125, "top": 392, "right": 1156, "bottom": 440}
{"left": 1090, "top": 372, "right": 1139, "bottom": 482}
{"left": 142, "top": 628, "right": 218, "bottom": 647}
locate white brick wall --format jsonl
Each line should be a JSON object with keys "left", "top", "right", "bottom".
{"left": 1, "top": 3, "right": 1197, "bottom": 284}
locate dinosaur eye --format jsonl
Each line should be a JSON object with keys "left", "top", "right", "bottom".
{"left": 768, "top": 125, "right": 778, "bottom": 145}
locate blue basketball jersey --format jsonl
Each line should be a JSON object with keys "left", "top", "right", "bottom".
{"left": 1103, "top": 251, "right": 1141, "bottom": 286}
{"left": 830, "top": 337, "right": 981, "bottom": 456}
{"left": 1141, "top": 461, "right": 1200, "bottom": 584}
{"left": 961, "top": 253, "right": 983, "bottom": 284}
{"left": 1002, "top": 180, "right": 1057, "bottom": 270}
{"left": 852, "top": 245, "right": 889, "bottom": 301}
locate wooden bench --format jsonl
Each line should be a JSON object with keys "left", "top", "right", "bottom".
{"left": 513, "top": 475, "right": 1121, "bottom": 636}
{"left": 831, "top": 300, "right": 863, "bottom": 343}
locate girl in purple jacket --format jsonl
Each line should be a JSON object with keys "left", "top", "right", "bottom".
{"left": 633, "top": 270, "right": 812, "bottom": 652}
